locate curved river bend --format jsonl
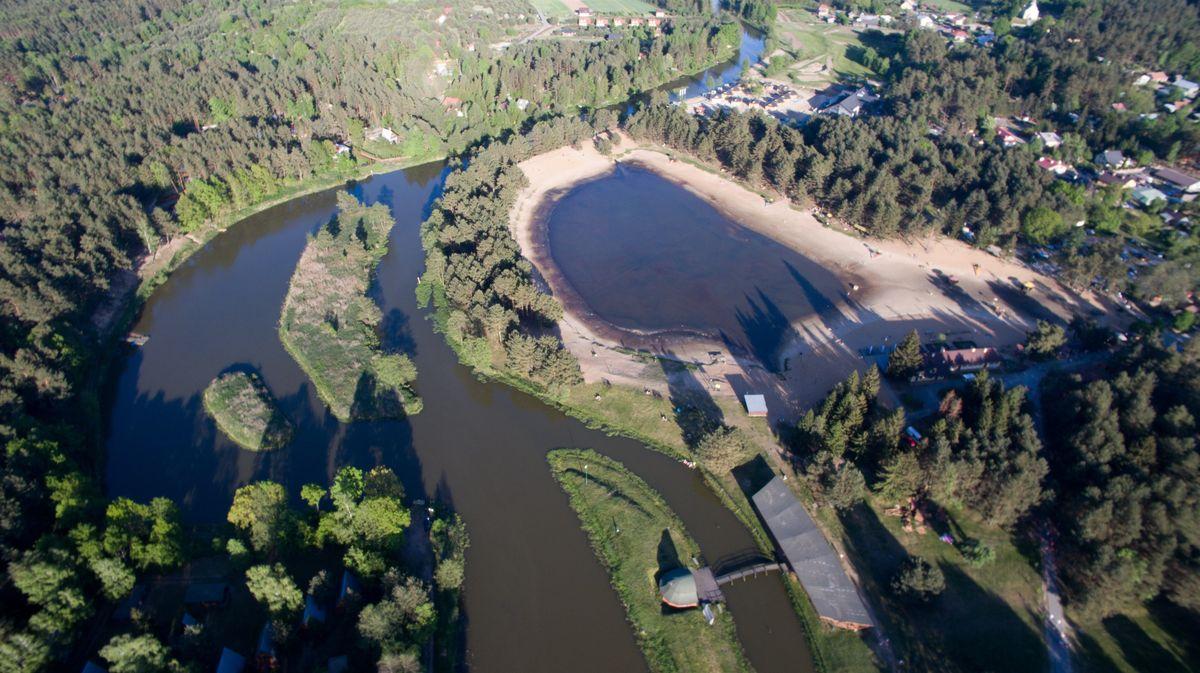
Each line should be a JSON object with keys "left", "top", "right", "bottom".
{"left": 105, "top": 26, "right": 820, "bottom": 673}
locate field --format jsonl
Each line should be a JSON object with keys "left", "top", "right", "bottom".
{"left": 548, "top": 449, "right": 753, "bottom": 673}
{"left": 279, "top": 193, "right": 422, "bottom": 421}
{"left": 202, "top": 370, "right": 293, "bottom": 451}
{"left": 918, "top": 0, "right": 972, "bottom": 12}
{"left": 771, "top": 9, "right": 881, "bottom": 87}
{"left": 531, "top": 0, "right": 657, "bottom": 19}
{"left": 528, "top": 0, "right": 575, "bottom": 19}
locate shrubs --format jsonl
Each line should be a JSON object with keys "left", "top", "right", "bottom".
{"left": 694, "top": 426, "right": 755, "bottom": 474}
{"left": 886, "top": 330, "right": 923, "bottom": 381}
{"left": 958, "top": 540, "right": 995, "bottom": 568}
{"left": 892, "top": 556, "right": 945, "bottom": 603}
{"left": 1024, "top": 320, "right": 1066, "bottom": 360}
{"left": 202, "top": 370, "right": 293, "bottom": 451}
{"left": 279, "top": 192, "right": 421, "bottom": 421}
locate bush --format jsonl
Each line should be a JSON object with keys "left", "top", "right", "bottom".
{"left": 892, "top": 555, "right": 945, "bottom": 602}
{"left": 958, "top": 540, "right": 995, "bottom": 568}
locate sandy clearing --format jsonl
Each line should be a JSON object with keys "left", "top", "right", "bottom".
{"left": 511, "top": 137, "right": 1115, "bottom": 421}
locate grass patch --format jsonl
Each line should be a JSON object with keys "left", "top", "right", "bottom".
{"left": 527, "top": 0, "right": 574, "bottom": 19}
{"left": 203, "top": 370, "right": 293, "bottom": 451}
{"left": 773, "top": 9, "right": 876, "bottom": 85}
{"left": 548, "top": 449, "right": 753, "bottom": 673}
{"left": 279, "top": 193, "right": 421, "bottom": 421}
{"left": 582, "top": 0, "right": 659, "bottom": 14}
{"left": 1073, "top": 601, "right": 1200, "bottom": 673}
{"left": 820, "top": 497, "right": 1046, "bottom": 673}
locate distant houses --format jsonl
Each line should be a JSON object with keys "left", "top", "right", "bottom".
{"left": 576, "top": 6, "right": 664, "bottom": 30}
{"left": 1155, "top": 167, "right": 1200, "bottom": 193}
{"left": 364, "top": 127, "right": 400, "bottom": 144}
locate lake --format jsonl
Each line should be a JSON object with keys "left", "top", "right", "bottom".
{"left": 543, "top": 163, "right": 848, "bottom": 371}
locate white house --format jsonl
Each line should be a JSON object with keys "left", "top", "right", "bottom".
{"left": 1021, "top": 0, "right": 1040, "bottom": 23}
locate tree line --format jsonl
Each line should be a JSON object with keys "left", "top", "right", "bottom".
{"left": 419, "top": 115, "right": 621, "bottom": 389}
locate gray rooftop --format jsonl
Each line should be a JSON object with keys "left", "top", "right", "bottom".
{"left": 752, "top": 477, "right": 874, "bottom": 627}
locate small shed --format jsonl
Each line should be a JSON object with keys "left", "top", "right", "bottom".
{"left": 658, "top": 568, "right": 699, "bottom": 608}
{"left": 302, "top": 594, "right": 328, "bottom": 627}
{"left": 744, "top": 394, "right": 768, "bottom": 418}
{"left": 82, "top": 662, "right": 108, "bottom": 673}
{"left": 338, "top": 571, "right": 362, "bottom": 608}
{"left": 327, "top": 656, "right": 349, "bottom": 673}
{"left": 215, "top": 648, "right": 245, "bottom": 673}
{"left": 255, "top": 623, "right": 277, "bottom": 669}
{"left": 114, "top": 584, "right": 147, "bottom": 622}
{"left": 1133, "top": 187, "right": 1167, "bottom": 207}
{"left": 184, "top": 582, "right": 230, "bottom": 608}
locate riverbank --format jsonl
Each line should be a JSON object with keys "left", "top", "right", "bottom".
{"left": 548, "top": 449, "right": 754, "bottom": 673}
{"left": 510, "top": 138, "right": 1112, "bottom": 419}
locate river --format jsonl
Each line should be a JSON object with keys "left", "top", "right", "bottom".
{"left": 104, "top": 25, "right": 818, "bottom": 673}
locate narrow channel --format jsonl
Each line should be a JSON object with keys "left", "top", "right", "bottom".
{"left": 104, "top": 26, "right": 816, "bottom": 673}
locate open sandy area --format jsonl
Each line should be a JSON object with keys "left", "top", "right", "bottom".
{"left": 510, "top": 136, "right": 1116, "bottom": 422}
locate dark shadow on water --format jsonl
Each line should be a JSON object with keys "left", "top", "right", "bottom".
{"left": 732, "top": 288, "right": 803, "bottom": 374}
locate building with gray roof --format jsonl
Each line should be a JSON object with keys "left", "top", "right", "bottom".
{"left": 752, "top": 476, "right": 874, "bottom": 629}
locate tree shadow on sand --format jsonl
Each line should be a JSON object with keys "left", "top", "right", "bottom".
{"left": 659, "top": 349, "right": 724, "bottom": 448}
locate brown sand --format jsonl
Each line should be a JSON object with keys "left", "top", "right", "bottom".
{"left": 511, "top": 137, "right": 1115, "bottom": 420}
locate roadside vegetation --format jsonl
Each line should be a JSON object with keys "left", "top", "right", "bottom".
{"left": 548, "top": 449, "right": 752, "bottom": 673}
{"left": 280, "top": 192, "right": 421, "bottom": 421}
{"left": 202, "top": 371, "right": 293, "bottom": 452}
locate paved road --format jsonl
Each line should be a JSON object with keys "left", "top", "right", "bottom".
{"left": 1041, "top": 538, "right": 1075, "bottom": 673}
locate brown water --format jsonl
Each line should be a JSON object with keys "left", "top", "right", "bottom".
{"left": 544, "top": 163, "right": 852, "bottom": 372}
{"left": 103, "top": 161, "right": 820, "bottom": 672}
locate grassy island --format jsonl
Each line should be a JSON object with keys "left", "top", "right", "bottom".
{"left": 548, "top": 449, "right": 752, "bottom": 673}
{"left": 280, "top": 192, "right": 421, "bottom": 421}
{"left": 203, "top": 371, "right": 293, "bottom": 451}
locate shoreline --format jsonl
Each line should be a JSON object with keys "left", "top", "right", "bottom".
{"left": 511, "top": 139, "right": 1115, "bottom": 416}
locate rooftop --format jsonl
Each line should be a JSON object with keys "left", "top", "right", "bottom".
{"left": 752, "top": 477, "right": 873, "bottom": 628}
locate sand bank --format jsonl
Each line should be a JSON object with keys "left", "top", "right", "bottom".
{"left": 511, "top": 138, "right": 1112, "bottom": 418}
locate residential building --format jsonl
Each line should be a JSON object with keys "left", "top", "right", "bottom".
{"left": 1021, "top": 0, "right": 1039, "bottom": 23}
{"left": 365, "top": 127, "right": 400, "bottom": 144}
{"left": 1155, "top": 166, "right": 1200, "bottom": 193}
{"left": 1037, "top": 131, "right": 1062, "bottom": 147}
{"left": 1095, "top": 149, "right": 1130, "bottom": 168}
{"left": 1172, "top": 77, "right": 1199, "bottom": 98}
{"left": 997, "top": 126, "right": 1025, "bottom": 146}
{"left": 1132, "top": 186, "right": 1168, "bottom": 207}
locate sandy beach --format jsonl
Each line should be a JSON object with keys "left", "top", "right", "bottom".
{"left": 510, "top": 137, "right": 1115, "bottom": 419}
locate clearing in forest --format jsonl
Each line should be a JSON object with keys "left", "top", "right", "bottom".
{"left": 203, "top": 370, "right": 293, "bottom": 451}
{"left": 548, "top": 449, "right": 752, "bottom": 673}
{"left": 279, "top": 192, "right": 421, "bottom": 422}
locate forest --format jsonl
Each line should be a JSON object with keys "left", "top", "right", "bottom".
{"left": 419, "top": 115, "right": 605, "bottom": 389}
{"left": 0, "top": 0, "right": 731, "bottom": 666}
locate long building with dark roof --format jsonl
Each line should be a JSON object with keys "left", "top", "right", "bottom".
{"left": 751, "top": 476, "right": 874, "bottom": 629}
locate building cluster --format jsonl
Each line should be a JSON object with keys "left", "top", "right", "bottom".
{"left": 574, "top": 7, "right": 665, "bottom": 29}
{"left": 81, "top": 571, "right": 366, "bottom": 673}
{"left": 986, "top": 116, "right": 1199, "bottom": 237}
{"left": 683, "top": 78, "right": 878, "bottom": 126}
{"left": 685, "top": 80, "right": 804, "bottom": 118}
